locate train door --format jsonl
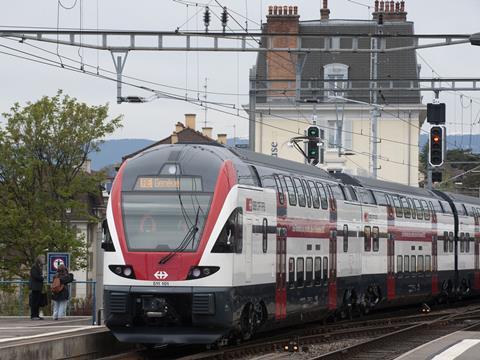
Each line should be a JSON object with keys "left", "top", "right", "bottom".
{"left": 275, "top": 228, "right": 287, "bottom": 320}
{"left": 387, "top": 233, "right": 395, "bottom": 300}
{"left": 432, "top": 235, "right": 439, "bottom": 294}
{"left": 244, "top": 216, "right": 253, "bottom": 283}
{"left": 328, "top": 229, "right": 337, "bottom": 310}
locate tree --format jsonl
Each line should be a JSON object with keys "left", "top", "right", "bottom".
{"left": 0, "top": 91, "right": 122, "bottom": 278}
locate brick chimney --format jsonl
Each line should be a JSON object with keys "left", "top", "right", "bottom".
{"left": 320, "top": 0, "right": 330, "bottom": 20}
{"left": 202, "top": 127, "right": 213, "bottom": 139}
{"left": 372, "top": 0, "right": 407, "bottom": 22}
{"left": 185, "top": 113, "right": 196, "bottom": 129}
{"left": 217, "top": 134, "right": 227, "bottom": 145}
{"left": 175, "top": 122, "right": 184, "bottom": 133}
{"left": 171, "top": 132, "right": 178, "bottom": 144}
{"left": 266, "top": 5, "right": 300, "bottom": 99}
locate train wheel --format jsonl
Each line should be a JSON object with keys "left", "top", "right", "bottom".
{"left": 240, "top": 304, "right": 257, "bottom": 341}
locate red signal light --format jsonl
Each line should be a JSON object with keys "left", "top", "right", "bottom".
{"left": 432, "top": 135, "right": 440, "bottom": 143}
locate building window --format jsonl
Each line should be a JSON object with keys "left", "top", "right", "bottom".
{"left": 323, "top": 63, "right": 349, "bottom": 100}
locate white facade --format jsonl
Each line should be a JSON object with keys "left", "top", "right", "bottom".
{"left": 254, "top": 103, "right": 426, "bottom": 186}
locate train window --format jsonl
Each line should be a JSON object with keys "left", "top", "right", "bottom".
{"left": 372, "top": 226, "right": 380, "bottom": 252}
{"left": 413, "top": 199, "right": 423, "bottom": 220}
{"left": 236, "top": 163, "right": 256, "bottom": 186}
{"left": 288, "top": 258, "right": 295, "bottom": 287}
{"left": 293, "top": 178, "right": 306, "bottom": 207}
{"left": 400, "top": 197, "right": 411, "bottom": 218}
{"left": 411, "top": 256, "right": 417, "bottom": 272}
{"left": 302, "top": 179, "right": 312, "bottom": 208}
{"left": 262, "top": 218, "right": 268, "bottom": 253}
{"left": 432, "top": 201, "right": 443, "bottom": 214}
{"left": 101, "top": 219, "right": 115, "bottom": 252}
{"left": 249, "top": 166, "right": 262, "bottom": 187}
{"left": 314, "top": 257, "right": 322, "bottom": 285}
{"left": 259, "top": 173, "right": 276, "bottom": 190}
{"left": 283, "top": 176, "right": 297, "bottom": 206}
{"left": 344, "top": 186, "right": 358, "bottom": 202}
{"left": 359, "top": 189, "right": 376, "bottom": 205}
{"left": 212, "top": 207, "right": 243, "bottom": 254}
{"left": 343, "top": 225, "right": 349, "bottom": 252}
{"left": 297, "top": 258, "right": 305, "bottom": 287}
{"left": 449, "top": 232, "right": 454, "bottom": 253}
{"left": 273, "top": 175, "right": 285, "bottom": 205}
{"left": 404, "top": 256, "right": 410, "bottom": 273}
{"left": 443, "top": 231, "right": 449, "bottom": 253}
{"left": 466, "top": 233, "right": 471, "bottom": 253}
{"left": 420, "top": 200, "right": 430, "bottom": 220}
{"left": 306, "top": 257, "right": 313, "bottom": 286}
{"left": 440, "top": 201, "right": 452, "bottom": 214}
{"left": 323, "top": 257, "right": 328, "bottom": 280}
{"left": 307, "top": 180, "right": 320, "bottom": 209}
{"left": 329, "top": 184, "right": 345, "bottom": 200}
{"left": 407, "top": 199, "right": 417, "bottom": 219}
{"left": 364, "top": 226, "right": 372, "bottom": 252}
{"left": 397, "top": 255, "right": 403, "bottom": 273}
{"left": 460, "top": 233, "right": 465, "bottom": 253}
{"left": 374, "top": 191, "right": 389, "bottom": 206}
{"left": 316, "top": 182, "right": 329, "bottom": 209}
{"left": 418, "top": 255, "right": 424, "bottom": 272}
{"left": 425, "top": 256, "right": 432, "bottom": 272}
{"left": 392, "top": 196, "right": 403, "bottom": 218}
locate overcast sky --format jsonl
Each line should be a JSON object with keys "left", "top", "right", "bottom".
{"left": 1, "top": 0, "right": 479, "bottom": 142}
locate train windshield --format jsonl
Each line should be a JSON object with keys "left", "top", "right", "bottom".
{"left": 122, "top": 193, "right": 211, "bottom": 252}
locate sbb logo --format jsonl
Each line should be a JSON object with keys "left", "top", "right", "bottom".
{"left": 246, "top": 198, "right": 253, "bottom": 212}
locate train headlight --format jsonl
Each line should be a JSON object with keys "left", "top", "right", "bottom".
{"left": 123, "top": 266, "right": 133, "bottom": 277}
{"left": 192, "top": 268, "right": 202, "bottom": 278}
{"left": 109, "top": 265, "right": 136, "bottom": 279}
{"left": 186, "top": 266, "right": 220, "bottom": 280}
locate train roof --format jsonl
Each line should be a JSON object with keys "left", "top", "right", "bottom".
{"left": 441, "top": 192, "right": 480, "bottom": 206}
{"left": 228, "top": 147, "right": 337, "bottom": 182}
{"left": 334, "top": 173, "right": 438, "bottom": 198}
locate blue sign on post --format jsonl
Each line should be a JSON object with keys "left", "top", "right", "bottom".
{"left": 47, "top": 252, "right": 70, "bottom": 283}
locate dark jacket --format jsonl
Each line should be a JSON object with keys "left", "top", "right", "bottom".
{"left": 29, "top": 263, "right": 44, "bottom": 291}
{"left": 51, "top": 271, "right": 74, "bottom": 301}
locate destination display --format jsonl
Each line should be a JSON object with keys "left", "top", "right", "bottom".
{"left": 134, "top": 176, "right": 202, "bottom": 191}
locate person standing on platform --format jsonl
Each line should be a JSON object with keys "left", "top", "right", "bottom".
{"left": 29, "top": 255, "right": 45, "bottom": 320}
{"left": 51, "top": 264, "right": 74, "bottom": 320}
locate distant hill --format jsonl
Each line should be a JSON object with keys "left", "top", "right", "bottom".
{"left": 419, "top": 134, "right": 480, "bottom": 153}
{"left": 90, "top": 139, "right": 155, "bottom": 170}
{"left": 90, "top": 137, "right": 249, "bottom": 170}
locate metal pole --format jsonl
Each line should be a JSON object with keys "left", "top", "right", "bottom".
{"left": 249, "top": 68, "right": 256, "bottom": 151}
{"left": 427, "top": 163, "right": 433, "bottom": 189}
{"left": 371, "top": 32, "right": 379, "bottom": 178}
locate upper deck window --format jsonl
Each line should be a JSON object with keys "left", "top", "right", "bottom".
{"left": 329, "top": 184, "right": 345, "bottom": 200}
{"left": 283, "top": 176, "right": 297, "bottom": 206}
{"left": 373, "top": 191, "right": 389, "bottom": 206}
{"left": 359, "top": 189, "right": 376, "bottom": 205}
{"left": 392, "top": 195, "right": 403, "bottom": 218}
{"left": 293, "top": 177, "right": 307, "bottom": 207}
{"left": 316, "top": 182, "right": 329, "bottom": 209}
{"left": 440, "top": 201, "right": 453, "bottom": 214}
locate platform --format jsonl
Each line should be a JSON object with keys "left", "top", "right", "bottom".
{"left": 0, "top": 316, "right": 134, "bottom": 359}
{"left": 396, "top": 327, "right": 480, "bottom": 360}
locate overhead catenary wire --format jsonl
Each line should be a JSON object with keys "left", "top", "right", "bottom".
{"left": 0, "top": 38, "right": 428, "bottom": 155}
{"left": 0, "top": 43, "right": 419, "bottom": 170}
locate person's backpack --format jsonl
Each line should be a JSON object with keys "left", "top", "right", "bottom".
{"left": 51, "top": 277, "right": 64, "bottom": 294}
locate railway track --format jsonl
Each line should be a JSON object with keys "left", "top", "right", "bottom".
{"left": 101, "top": 304, "right": 480, "bottom": 360}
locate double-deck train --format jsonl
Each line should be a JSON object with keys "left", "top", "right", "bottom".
{"left": 102, "top": 143, "right": 480, "bottom": 345}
